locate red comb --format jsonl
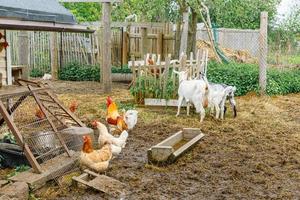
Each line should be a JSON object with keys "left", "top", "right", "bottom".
{"left": 106, "top": 96, "right": 113, "bottom": 107}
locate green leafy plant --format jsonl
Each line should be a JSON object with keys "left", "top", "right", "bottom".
{"left": 30, "top": 68, "right": 47, "bottom": 78}
{"left": 59, "top": 63, "right": 132, "bottom": 81}
{"left": 130, "top": 62, "right": 300, "bottom": 102}
{"left": 2, "top": 132, "right": 16, "bottom": 144}
{"left": 59, "top": 62, "right": 100, "bottom": 81}
{"left": 6, "top": 165, "right": 30, "bottom": 178}
{"left": 111, "top": 65, "right": 132, "bottom": 74}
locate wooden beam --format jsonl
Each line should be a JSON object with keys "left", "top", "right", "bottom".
{"left": 101, "top": 2, "right": 112, "bottom": 93}
{"left": 122, "top": 30, "right": 128, "bottom": 66}
{"left": 50, "top": 32, "right": 59, "bottom": 80}
{"left": 0, "top": 18, "right": 94, "bottom": 33}
{"left": 0, "top": 101, "right": 42, "bottom": 173}
{"left": 5, "top": 30, "right": 12, "bottom": 85}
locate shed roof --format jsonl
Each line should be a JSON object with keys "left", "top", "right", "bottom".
{"left": 0, "top": 0, "right": 76, "bottom": 24}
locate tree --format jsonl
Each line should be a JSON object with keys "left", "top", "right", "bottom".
{"left": 62, "top": 2, "right": 101, "bottom": 22}
{"left": 270, "top": 5, "right": 300, "bottom": 52}
{"left": 207, "top": 0, "right": 281, "bottom": 29}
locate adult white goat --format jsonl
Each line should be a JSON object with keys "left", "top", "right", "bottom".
{"left": 173, "top": 70, "right": 209, "bottom": 122}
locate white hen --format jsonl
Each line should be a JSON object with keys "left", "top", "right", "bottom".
{"left": 124, "top": 110, "right": 138, "bottom": 130}
{"left": 95, "top": 122, "right": 129, "bottom": 149}
{"left": 42, "top": 73, "right": 52, "bottom": 80}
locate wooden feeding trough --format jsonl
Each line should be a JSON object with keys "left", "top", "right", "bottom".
{"left": 148, "top": 128, "right": 204, "bottom": 165}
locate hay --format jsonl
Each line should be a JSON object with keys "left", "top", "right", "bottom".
{"left": 197, "top": 40, "right": 258, "bottom": 63}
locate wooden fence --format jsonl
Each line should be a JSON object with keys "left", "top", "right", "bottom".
{"left": 130, "top": 50, "right": 208, "bottom": 102}
{"left": 7, "top": 22, "right": 176, "bottom": 76}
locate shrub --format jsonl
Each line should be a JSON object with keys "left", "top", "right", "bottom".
{"left": 30, "top": 68, "right": 46, "bottom": 77}
{"left": 59, "top": 62, "right": 100, "bottom": 81}
{"left": 58, "top": 63, "right": 132, "bottom": 81}
{"left": 111, "top": 65, "right": 132, "bottom": 74}
{"left": 207, "top": 62, "right": 300, "bottom": 96}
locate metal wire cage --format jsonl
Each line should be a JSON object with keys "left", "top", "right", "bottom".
{"left": 0, "top": 82, "right": 87, "bottom": 174}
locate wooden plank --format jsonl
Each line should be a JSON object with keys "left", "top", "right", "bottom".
{"left": 0, "top": 101, "right": 42, "bottom": 173}
{"left": 10, "top": 151, "right": 79, "bottom": 189}
{"left": 72, "top": 169, "right": 127, "bottom": 198}
{"left": 157, "top": 33, "right": 163, "bottom": 58}
{"left": 144, "top": 98, "right": 187, "bottom": 107}
{"left": 173, "top": 133, "right": 204, "bottom": 157}
{"left": 183, "top": 128, "right": 202, "bottom": 139}
{"left": 140, "top": 27, "right": 148, "bottom": 59}
{"left": 156, "top": 131, "right": 183, "bottom": 147}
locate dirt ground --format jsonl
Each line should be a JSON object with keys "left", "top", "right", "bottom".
{"left": 3, "top": 80, "right": 300, "bottom": 199}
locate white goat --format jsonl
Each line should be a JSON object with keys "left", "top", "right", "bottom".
{"left": 174, "top": 70, "right": 237, "bottom": 120}
{"left": 216, "top": 83, "right": 237, "bottom": 118}
{"left": 207, "top": 83, "right": 236, "bottom": 119}
{"left": 174, "top": 70, "right": 209, "bottom": 122}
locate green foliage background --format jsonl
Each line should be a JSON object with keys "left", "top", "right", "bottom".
{"left": 130, "top": 62, "right": 300, "bottom": 101}
{"left": 58, "top": 63, "right": 131, "bottom": 81}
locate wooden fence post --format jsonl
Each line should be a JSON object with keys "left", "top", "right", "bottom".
{"left": 179, "top": 11, "right": 189, "bottom": 55}
{"left": 141, "top": 27, "right": 148, "bottom": 59}
{"left": 18, "top": 31, "right": 29, "bottom": 80}
{"left": 122, "top": 29, "right": 129, "bottom": 66}
{"left": 259, "top": 12, "right": 268, "bottom": 95}
{"left": 50, "top": 32, "right": 58, "bottom": 80}
{"left": 101, "top": 2, "right": 112, "bottom": 93}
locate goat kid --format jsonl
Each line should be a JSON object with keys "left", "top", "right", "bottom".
{"left": 207, "top": 83, "right": 236, "bottom": 119}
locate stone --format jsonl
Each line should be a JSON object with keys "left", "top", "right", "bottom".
{"left": 0, "top": 180, "right": 8, "bottom": 187}
{"left": 0, "top": 182, "right": 29, "bottom": 200}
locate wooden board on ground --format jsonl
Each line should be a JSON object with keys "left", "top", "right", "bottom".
{"left": 148, "top": 128, "right": 204, "bottom": 165}
{"left": 9, "top": 151, "right": 79, "bottom": 190}
{"left": 144, "top": 98, "right": 187, "bottom": 107}
{"left": 72, "top": 169, "right": 127, "bottom": 198}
